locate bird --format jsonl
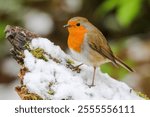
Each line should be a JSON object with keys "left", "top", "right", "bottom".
{"left": 64, "top": 16, "right": 134, "bottom": 87}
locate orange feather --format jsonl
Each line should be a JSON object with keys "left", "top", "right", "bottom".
{"left": 67, "top": 21, "right": 87, "bottom": 52}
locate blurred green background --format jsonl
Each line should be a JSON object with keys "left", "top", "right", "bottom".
{"left": 0, "top": 0, "right": 150, "bottom": 99}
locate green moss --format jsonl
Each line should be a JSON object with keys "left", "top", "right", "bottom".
{"left": 23, "top": 42, "right": 48, "bottom": 62}
{"left": 31, "top": 48, "right": 48, "bottom": 61}
{"left": 49, "top": 82, "right": 54, "bottom": 87}
{"left": 48, "top": 90, "right": 55, "bottom": 95}
{"left": 25, "top": 93, "right": 43, "bottom": 100}
{"left": 66, "top": 59, "right": 75, "bottom": 64}
{"left": 15, "top": 85, "right": 43, "bottom": 100}
{"left": 48, "top": 82, "right": 55, "bottom": 95}
{"left": 23, "top": 41, "right": 31, "bottom": 50}
{"left": 136, "top": 91, "right": 150, "bottom": 100}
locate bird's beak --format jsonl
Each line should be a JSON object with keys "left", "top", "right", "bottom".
{"left": 63, "top": 24, "right": 70, "bottom": 28}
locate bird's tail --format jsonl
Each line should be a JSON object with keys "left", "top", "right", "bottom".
{"left": 114, "top": 56, "right": 134, "bottom": 72}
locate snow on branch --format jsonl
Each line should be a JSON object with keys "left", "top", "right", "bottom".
{"left": 5, "top": 25, "right": 143, "bottom": 100}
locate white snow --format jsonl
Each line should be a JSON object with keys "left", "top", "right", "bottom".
{"left": 23, "top": 38, "right": 142, "bottom": 100}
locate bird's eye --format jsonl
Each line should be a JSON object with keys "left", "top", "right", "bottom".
{"left": 76, "top": 23, "right": 80, "bottom": 26}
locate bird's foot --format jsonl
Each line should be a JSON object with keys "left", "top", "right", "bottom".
{"left": 86, "top": 83, "right": 95, "bottom": 88}
{"left": 72, "top": 63, "right": 83, "bottom": 73}
{"left": 88, "top": 84, "right": 95, "bottom": 88}
{"left": 66, "top": 61, "right": 83, "bottom": 73}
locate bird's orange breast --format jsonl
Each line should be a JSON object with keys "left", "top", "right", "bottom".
{"left": 68, "top": 26, "right": 87, "bottom": 52}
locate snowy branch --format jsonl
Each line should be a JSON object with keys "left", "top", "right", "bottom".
{"left": 5, "top": 25, "right": 143, "bottom": 100}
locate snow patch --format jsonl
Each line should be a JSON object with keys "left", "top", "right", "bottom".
{"left": 23, "top": 38, "right": 142, "bottom": 100}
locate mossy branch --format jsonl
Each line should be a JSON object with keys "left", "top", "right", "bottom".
{"left": 5, "top": 25, "right": 81, "bottom": 100}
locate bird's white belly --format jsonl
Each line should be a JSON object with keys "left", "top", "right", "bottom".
{"left": 69, "top": 49, "right": 90, "bottom": 65}
{"left": 69, "top": 47, "right": 107, "bottom": 66}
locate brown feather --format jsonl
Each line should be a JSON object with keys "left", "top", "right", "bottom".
{"left": 114, "top": 56, "right": 134, "bottom": 72}
{"left": 87, "top": 26, "right": 134, "bottom": 72}
{"left": 87, "top": 27, "right": 117, "bottom": 66}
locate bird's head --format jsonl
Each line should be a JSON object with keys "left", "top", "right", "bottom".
{"left": 64, "top": 17, "right": 92, "bottom": 34}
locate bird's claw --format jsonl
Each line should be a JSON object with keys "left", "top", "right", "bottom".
{"left": 66, "top": 62, "right": 83, "bottom": 73}
{"left": 88, "top": 84, "right": 95, "bottom": 88}
{"left": 72, "top": 65, "right": 81, "bottom": 73}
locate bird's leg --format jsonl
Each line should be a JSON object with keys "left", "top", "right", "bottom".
{"left": 90, "top": 66, "right": 96, "bottom": 87}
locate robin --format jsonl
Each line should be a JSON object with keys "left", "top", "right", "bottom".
{"left": 64, "top": 17, "right": 134, "bottom": 86}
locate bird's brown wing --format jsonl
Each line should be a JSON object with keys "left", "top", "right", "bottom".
{"left": 87, "top": 29, "right": 117, "bottom": 65}
{"left": 87, "top": 28, "right": 134, "bottom": 72}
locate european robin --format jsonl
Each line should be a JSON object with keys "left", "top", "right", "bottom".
{"left": 64, "top": 17, "right": 134, "bottom": 86}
